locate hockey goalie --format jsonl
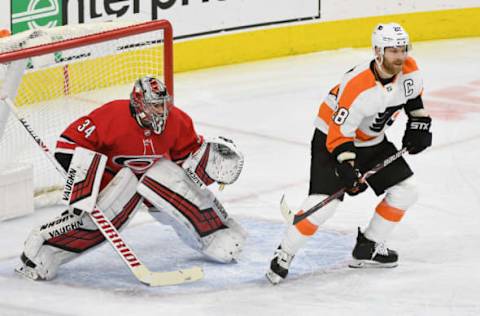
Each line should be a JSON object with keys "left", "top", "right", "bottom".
{"left": 15, "top": 76, "right": 246, "bottom": 281}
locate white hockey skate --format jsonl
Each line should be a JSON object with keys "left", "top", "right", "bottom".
{"left": 15, "top": 253, "right": 45, "bottom": 281}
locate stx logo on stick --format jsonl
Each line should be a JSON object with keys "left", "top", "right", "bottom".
{"left": 90, "top": 209, "right": 141, "bottom": 268}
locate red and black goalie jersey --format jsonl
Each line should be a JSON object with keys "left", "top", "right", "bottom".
{"left": 55, "top": 100, "right": 202, "bottom": 189}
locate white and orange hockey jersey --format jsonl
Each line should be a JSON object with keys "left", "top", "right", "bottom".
{"left": 314, "top": 57, "right": 423, "bottom": 156}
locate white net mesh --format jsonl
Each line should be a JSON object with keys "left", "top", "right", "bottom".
{"left": 0, "top": 21, "right": 172, "bottom": 206}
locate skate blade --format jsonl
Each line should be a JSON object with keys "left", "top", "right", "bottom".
{"left": 348, "top": 259, "right": 398, "bottom": 269}
{"left": 15, "top": 265, "right": 42, "bottom": 281}
{"left": 265, "top": 270, "right": 283, "bottom": 285}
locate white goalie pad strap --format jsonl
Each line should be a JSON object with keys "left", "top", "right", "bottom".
{"left": 20, "top": 168, "right": 143, "bottom": 280}
{"left": 182, "top": 136, "right": 244, "bottom": 188}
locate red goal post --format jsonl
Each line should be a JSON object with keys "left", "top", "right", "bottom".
{"left": 0, "top": 20, "right": 173, "bottom": 209}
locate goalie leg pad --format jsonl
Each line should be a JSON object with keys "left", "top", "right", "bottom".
{"left": 16, "top": 168, "right": 143, "bottom": 280}
{"left": 139, "top": 159, "right": 229, "bottom": 236}
{"left": 17, "top": 226, "right": 78, "bottom": 280}
{"left": 202, "top": 217, "right": 247, "bottom": 263}
{"left": 139, "top": 159, "right": 247, "bottom": 262}
{"left": 62, "top": 147, "right": 107, "bottom": 213}
{"left": 148, "top": 207, "right": 204, "bottom": 252}
{"left": 149, "top": 208, "right": 247, "bottom": 263}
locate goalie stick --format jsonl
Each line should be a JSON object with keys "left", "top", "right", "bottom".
{"left": 281, "top": 148, "right": 408, "bottom": 225}
{"left": 2, "top": 96, "right": 203, "bottom": 286}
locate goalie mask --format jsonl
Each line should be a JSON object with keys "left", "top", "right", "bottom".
{"left": 130, "top": 76, "right": 172, "bottom": 134}
{"left": 372, "top": 23, "right": 410, "bottom": 67}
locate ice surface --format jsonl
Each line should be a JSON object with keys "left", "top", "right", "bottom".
{"left": 1, "top": 37, "right": 480, "bottom": 315}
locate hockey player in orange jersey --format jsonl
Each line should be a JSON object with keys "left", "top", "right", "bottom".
{"left": 266, "top": 23, "right": 432, "bottom": 284}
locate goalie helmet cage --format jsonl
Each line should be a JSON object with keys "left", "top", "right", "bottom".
{"left": 0, "top": 20, "right": 173, "bottom": 206}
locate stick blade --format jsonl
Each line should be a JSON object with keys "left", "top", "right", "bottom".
{"left": 280, "top": 194, "right": 294, "bottom": 224}
{"left": 133, "top": 265, "right": 204, "bottom": 287}
{"left": 149, "top": 266, "right": 204, "bottom": 286}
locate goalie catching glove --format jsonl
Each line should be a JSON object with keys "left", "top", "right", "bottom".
{"left": 182, "top": 136, "right": 244, "bottom": 188}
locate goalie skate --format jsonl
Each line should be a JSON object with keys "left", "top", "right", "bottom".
{"left": 15, "top": 265, "right": 41, "bottom": 281}
{"left": 15, "top": 260, "right": 42, "bottom": 281}
{"left": 348, "top": 228, "right": 398, "bottom": 269}
{"left": 14, "top": 253, "right": 50, "bottom": 281}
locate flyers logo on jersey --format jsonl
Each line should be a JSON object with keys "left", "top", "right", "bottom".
{"left": 113, "top": 155, "right": 163, "bottom": 173}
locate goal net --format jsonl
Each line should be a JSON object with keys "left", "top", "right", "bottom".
{"left": 0, "top": 20, "right": 173, "bottom": 207}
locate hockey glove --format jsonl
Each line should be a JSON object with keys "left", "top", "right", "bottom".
{"left": 335, "top": 160, "right": 368, "bottom": 196}
{"left": 402, "top": 116, "right": 432, "bottom": 155}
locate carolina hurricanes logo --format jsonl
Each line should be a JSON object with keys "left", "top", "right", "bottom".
{"left": 112, "top": 155, "right": 163, "bottom": 173}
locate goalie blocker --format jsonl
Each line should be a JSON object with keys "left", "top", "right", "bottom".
{"left": 17, "top": 140, "right": 246, "bottom": 281}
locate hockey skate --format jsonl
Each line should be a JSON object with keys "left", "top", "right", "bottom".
{"left": 15, "top": 253, "right": 44, "bottom": 281}
{"left": 349, "top": 228, "right": 398, "bottom": 268}
{"left": 265, "top": 246, "right": 295, "bottom": 285}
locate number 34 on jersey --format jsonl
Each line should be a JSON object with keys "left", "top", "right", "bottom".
{"left": 77, "top": 119, "right": 96, "bottom": 138}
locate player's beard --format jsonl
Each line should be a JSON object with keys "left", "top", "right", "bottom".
{"left": 382, "top": 58, "right": 404, "bottom": 76}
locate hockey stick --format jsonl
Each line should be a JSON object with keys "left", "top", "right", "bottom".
{"left": 2, "top": 96, "right": 203, "bottom": 286}
{"left": 281, "top": 147, "right": 408, "bottom": 225}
